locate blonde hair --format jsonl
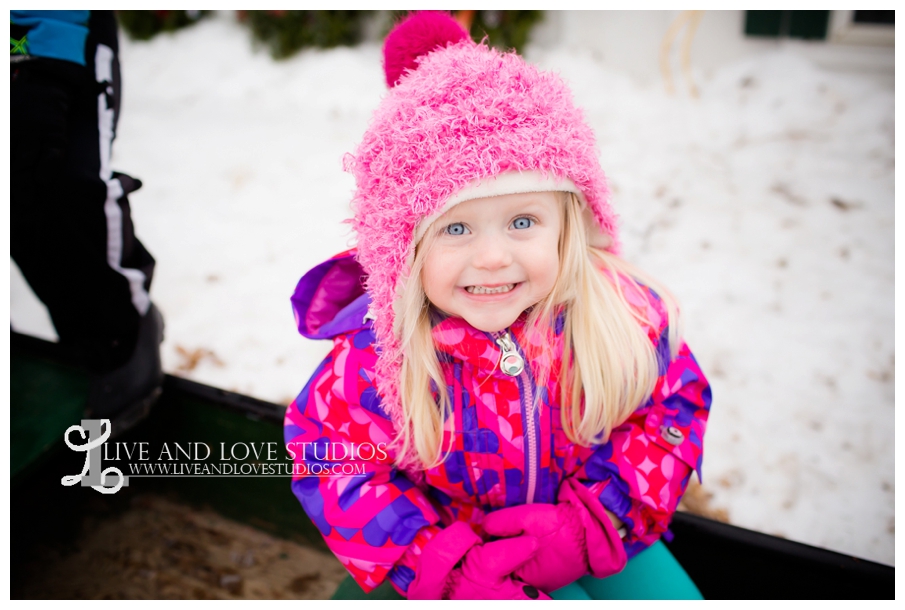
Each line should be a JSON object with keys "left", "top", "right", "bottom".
{"left": 395, "top": 193, "right": 682, "bottom": 468}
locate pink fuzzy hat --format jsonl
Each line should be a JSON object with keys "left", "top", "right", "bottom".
{"left": 344, "top": 11, "right": 618, "bottom": 465}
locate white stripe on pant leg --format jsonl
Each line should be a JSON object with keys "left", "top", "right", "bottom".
{"left": 96, "top": 43, "right": 150, "bottom": 316}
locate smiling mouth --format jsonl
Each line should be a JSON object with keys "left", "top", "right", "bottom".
{"left": 465, "top": 283, "right": 517, "bottom": 295}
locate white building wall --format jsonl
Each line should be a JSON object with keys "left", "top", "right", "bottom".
{"left": 529, "top": 11, "right": 894, "bottom": 86}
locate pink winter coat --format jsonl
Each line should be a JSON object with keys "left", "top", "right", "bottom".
{"left": 284, "top": 249, "right": 711, "bottom": 595}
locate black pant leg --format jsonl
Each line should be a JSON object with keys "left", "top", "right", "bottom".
{"left": 10, "top": 11, "right": 155, "bottom": 373}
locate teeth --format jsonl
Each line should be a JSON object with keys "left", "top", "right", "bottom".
{"left": 466, "top": 284, "right": 515, "bottom": 295}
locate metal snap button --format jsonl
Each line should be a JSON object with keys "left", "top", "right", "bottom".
{"left": 661, "top": 425, "right": 684, "bottom": 445}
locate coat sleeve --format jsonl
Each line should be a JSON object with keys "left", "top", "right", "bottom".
{"left": 283, "top": 326, "right": 444, "bottom": 595}
{"left": 10, "top": 11, "right": 91, "bottom": 65}
{"left": 573, "top": 282, "right": 712, "bottom": 558}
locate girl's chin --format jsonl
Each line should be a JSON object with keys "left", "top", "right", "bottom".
{"left": 461, "top": 310, "right": 522, "bottom": 333}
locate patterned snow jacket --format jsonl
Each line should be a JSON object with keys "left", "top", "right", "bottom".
{"left": 284, "top": 249, "right": 711, "bottom": 596}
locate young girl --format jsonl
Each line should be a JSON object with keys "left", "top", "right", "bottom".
{"left": 284, "top": 11, "right": 710, "bottom": 600}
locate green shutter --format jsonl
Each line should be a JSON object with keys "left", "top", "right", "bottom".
{"left": 744, "top": 10, "right": 829, "bottom": 40}
{"left": 744, "top": 10, "right": 783, "bottom": 37}
{"left": 788, "top": 11, "right": 830, "bottom": 40}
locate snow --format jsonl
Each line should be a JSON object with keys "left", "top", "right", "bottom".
{"left": 9, "top": 12, "right": 894, "bottom": 566}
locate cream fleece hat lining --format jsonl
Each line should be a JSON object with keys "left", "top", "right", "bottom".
{"left": 413, "top": 171, "right": 584, "bottom": 244}
{"left": 412, "top": 170, "right": 611, "bottom": 250}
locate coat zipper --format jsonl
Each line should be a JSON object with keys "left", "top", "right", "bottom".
{"left": 493, "top": 330, "right": 540, "bottom": 504}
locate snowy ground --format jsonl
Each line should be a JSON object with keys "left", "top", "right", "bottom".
{"left": 9, "top": 13, "right": 894, "bottom": 566}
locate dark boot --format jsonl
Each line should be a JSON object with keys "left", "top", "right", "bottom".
{"left": 86, "top": 303, "right": 164, "bottom": 436}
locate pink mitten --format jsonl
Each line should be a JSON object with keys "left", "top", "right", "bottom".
{"left": 407, "top": 521, "right": 551, "bottom": 600}
{"left": 482, "top": 478, "right": 628, "bottom": 593}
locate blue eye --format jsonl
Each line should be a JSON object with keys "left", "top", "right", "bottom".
{"left": 445, "top": 222, "right": 467, "bottom": 235}
{"left": 512, "top": 217, "right": 534, "bottom": 229}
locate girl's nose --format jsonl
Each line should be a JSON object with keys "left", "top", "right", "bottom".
{"left": 471, "top": 235, "right": 513, "bottom": 271}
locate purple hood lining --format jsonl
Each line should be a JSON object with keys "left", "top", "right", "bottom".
{"left": 291, "top": 250, "right": 371, "bottom": 340}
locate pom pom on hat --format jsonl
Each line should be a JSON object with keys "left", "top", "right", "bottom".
{"left": 383, "top": 11, "right": 470, "bottom": 88}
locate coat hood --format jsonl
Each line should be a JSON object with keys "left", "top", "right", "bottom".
{"left": 291, "top": 249, "right": 371, "bottom": 340}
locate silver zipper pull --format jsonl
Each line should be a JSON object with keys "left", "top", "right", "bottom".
{"left": 495, "top": 332, "right": 525, "bottom": 376}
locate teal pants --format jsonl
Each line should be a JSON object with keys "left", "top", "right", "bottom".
{"left": 330, "top": 540, "right": 703, "bottom": 600}
{"left": 550, "top": 541, "right": 703, "bottom": 600}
